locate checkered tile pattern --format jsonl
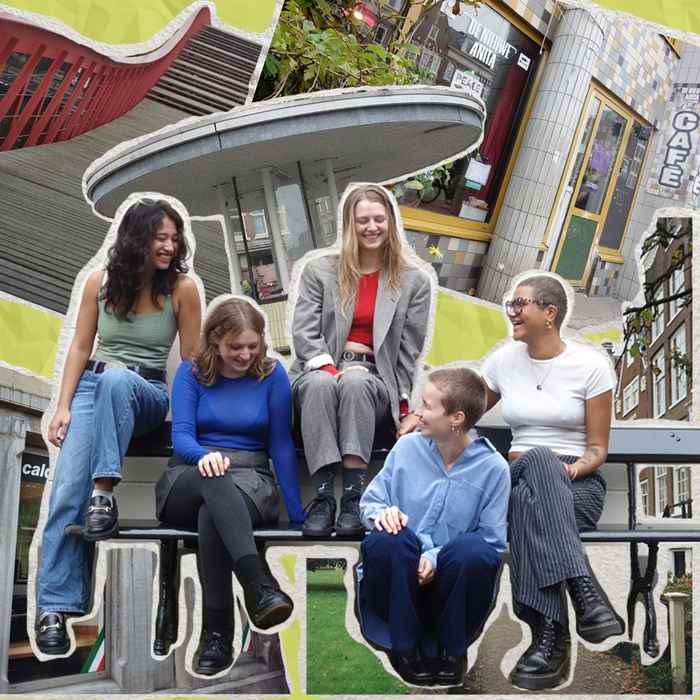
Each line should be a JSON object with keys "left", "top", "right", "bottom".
{"left": 404, "top": 229, "right": 488, "bottom": 293}
{"left": 499, "top": 0, "right": 557, "bottom": 35}
{"left": 593, "top": 16, "right": 677, "bottom": 124}
{"left": 589, "top": 258, "right": 620, "bottom": 297}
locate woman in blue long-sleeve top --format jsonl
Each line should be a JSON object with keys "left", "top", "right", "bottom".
{"left": 155, "top": 296, "right": 304, "bottom": 676}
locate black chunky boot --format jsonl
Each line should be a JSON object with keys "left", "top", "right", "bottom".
{"left": 234, "top": 554, "right": 293, "bottom": 629}
{"left": 153, "top": 540, "right": 179, "bottom": 656}
{"left": 195, "top": 630, "right": 234, "bottom": 675}
{"left": 510, "top": 614, "right": 570, "bottom": 691}
{"left": 567, "top": 575, "right": 624, "bottom": 643}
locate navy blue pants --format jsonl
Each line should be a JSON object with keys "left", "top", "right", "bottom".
{"left": 360, "top": 528, "right": 501, "bottom": 657}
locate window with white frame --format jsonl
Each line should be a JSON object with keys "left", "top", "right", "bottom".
{"left": 670, "top": 324, "right": 687, "bottom": 406}
{"left": 651, "top": 347, "right": 666, "bottom": 418}
{"left": 672, "top": 465, "right": 690, "bottom": 506}
{"left": 418, "top": 47, "right": 441, "bottom": 75}
{"left": 640, "top": 479, "right": 649, "bottom": 515}
{"left": 655, "top": 467, "right": 669, "bottom": 514}
{"left": 651, "top": 285, "right": 665, "bottom": 341}
{"left": 670, "top": 263, "right": 685, "bottom": 318}
{"left": 427, "top": 25, "right": 440, "bottom": 42}
{"left": 622, "top": 377, "right": 640, "bottom": 416}
{"left": 443, "top": 61, "right": 455, "bottom": 82}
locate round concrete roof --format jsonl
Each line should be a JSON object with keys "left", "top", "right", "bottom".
{"left": 85, "top": 85, "right": 485, "bottom": 217}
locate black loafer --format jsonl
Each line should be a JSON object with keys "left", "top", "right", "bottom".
{"left": 389, "top": 648, "right": 434, "bottom": 686}
{"left": 195, "top": 630, "right": 233, "bottom": 675}
{"left": 84, "top": 494, "right": 118, "bottom": 541}
{"left": 434, "top": 650, "right": 465, "bottom": 686}
{"left": 36, "top": 611, "right": 70, "bottom": 655}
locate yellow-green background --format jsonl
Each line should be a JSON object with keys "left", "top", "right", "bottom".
{"left": 1, "top": 0, "right": 278, "bottom": 40}
{"left": 593, "top": 0, "right": 700, "bottom": 36}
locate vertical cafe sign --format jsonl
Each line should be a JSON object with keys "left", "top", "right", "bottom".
{"left": 646, "top": 84, "right": 700, "bottom": 207}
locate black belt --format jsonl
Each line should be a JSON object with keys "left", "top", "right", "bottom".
{"left": 340, "top": 350, "right": 375, "bottom": 363}
{"left": 86, "top": 360, "right": 167, "bottom": 382}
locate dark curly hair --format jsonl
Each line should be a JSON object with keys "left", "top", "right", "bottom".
{"left": 103, "top": 199, "right": 189, "bottom": 320}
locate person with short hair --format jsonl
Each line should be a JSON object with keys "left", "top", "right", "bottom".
{"left": 35, "top": 198, "right": 201, "bottom": 657}
{"left": 357, "top": 368, "right": 510, "bottom": 687}
{"left": 156, "top": 297, "right": 304, "bottom": 676}
{"left": 290, "top": 183, "right": 434, "bottom": 538}
{"left": 481, "top": 273, "right": 623, "bottom": 691}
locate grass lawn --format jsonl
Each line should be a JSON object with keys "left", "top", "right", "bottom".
{"left": 306, "top": 568, "right": 411, "bottom": 695}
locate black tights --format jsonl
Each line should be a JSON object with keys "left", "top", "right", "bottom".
{"left": 162, "top": 468, "right": 262, "bottom": 624}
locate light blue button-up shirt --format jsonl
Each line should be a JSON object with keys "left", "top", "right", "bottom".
{"left": 360, "top": 432, "right": 510, "bottom": 569}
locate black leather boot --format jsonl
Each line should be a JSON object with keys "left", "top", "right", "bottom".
{"left": 84, "top": 494, "right": 118, "bottom": 540}
{"left": 336, "top": 491, "right": 365, "bottom": 537}
{"left": 153, "top": 540, "right": 179, "bottom": 656}
{"left": 567, "top": 575, "right": 624, "bottom": 643}
{"left": 302, "top": 495, "right": 336, "bottom": 537}
{"left": 195, "top": 630, "right": 233, "bottom": 675}
{"left": 36, "top": 611, "right": 70, "bottom": 655}
{"left": 234, "top": 554, "right": 294, "bottom": 629}
{"left": 510, "top": 614, "right": 570, "bottom": 691}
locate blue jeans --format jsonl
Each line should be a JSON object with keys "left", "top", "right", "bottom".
{"left": 37, "top": 367, "right": 169, "bottom": 613}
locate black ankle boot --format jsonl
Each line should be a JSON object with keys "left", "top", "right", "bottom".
{"left": 336, "top": 491, "right": 365, "bottom": 537}
{"left": 234, "top": 554, "right": 294, "bottom": 629}
{"left": 153, "top": 541, "right": 179, "bottom": 656}
{"left": 567, "top": 575, "right": 624, "bottom": 643}
{"left": 510, "top": 615, "right": 570, "bottom": 691}
{"left": 195, "top": 630, "right": 233, "bottom": 675}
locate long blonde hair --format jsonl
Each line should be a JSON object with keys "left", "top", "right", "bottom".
{"left": 337, "top": 184, "right": 409, "bottom": 313}
{"left": 192, "top": 298, "right": 275, "bottom": 385}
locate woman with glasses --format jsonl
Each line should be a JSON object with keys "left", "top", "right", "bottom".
{"left": 35, "top": 198, "right": 201, "bottom": 657}
{"left": 290, "top": 183, "right": 434, "bottom": 538}
{"left": 481, "top": 273, "right": 622, "bottom": 691}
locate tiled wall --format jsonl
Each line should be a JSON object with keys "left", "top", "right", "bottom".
{"left": 500, "top": 0, "right": 557, "bottom": 35}
{"left": 592, "top": 16, "right": 677, "bottom": 125}
{"left": 405, "top": 230, "right": 488, "bottom": 293}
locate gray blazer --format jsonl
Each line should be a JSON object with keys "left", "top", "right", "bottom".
{"left": 288, "top": 254, "right": 435, "bottom": 425}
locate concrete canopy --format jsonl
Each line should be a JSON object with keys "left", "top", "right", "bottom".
{"left": 85, "top": 85, "right": 485, "bottom": 217}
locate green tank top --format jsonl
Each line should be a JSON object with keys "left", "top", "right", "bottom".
{"left": 94, "top": 296, "right": 177, "bottom": 370}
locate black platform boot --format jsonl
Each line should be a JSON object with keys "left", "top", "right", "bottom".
{"left": 567, "top": 575, "right": 624, "bottom": 643}
{"left": 153, "top": 540, "right": 179, "bottom": 656}
{"left": 510, "top": 614, "right": 570, "bottom": 691}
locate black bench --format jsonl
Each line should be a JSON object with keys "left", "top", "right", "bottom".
{"left": 68, "top": 422, "right": 700, "bottom": 658}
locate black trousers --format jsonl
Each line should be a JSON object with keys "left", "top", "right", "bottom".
{"left": 161, "top": 467, "right": 262, "bottom": 612}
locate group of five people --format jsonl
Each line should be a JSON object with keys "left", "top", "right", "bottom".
{"left": 33, "top": 184, "right": 622, "bottom": 690}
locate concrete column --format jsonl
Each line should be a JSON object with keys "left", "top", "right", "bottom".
{"left": 0, "top": 409, "right": 26, "bottom": 692}
{"left": 478, "top": 7, "right": 607, "bottom": 302}
{"left": 106, "top": 547, "right": 175, "bottom": 692}
{"left": 665, "top": 592, "right": 688, "bottom": 693}
{"left": 260, "top": 168, "right": 291, "bottom": 291}
{"left": 216, "top": 185, "right": 244, "bottom": 294}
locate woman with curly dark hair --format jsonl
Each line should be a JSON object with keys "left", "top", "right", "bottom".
{"left": 156, "top": 297, "right": 304, "bottom": 675}
{"left": 35, "top": 198, "right": 201, "bottom": 657}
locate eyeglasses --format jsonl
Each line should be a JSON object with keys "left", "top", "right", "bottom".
{"left": 504, "top": 297, "right": 549, "bottom": 315}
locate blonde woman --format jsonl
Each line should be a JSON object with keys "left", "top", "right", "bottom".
{"left": 290, "top": 184, "right": 433, "bottom": 537}
{"left": 156, "top": 298, "right": 303, "bottom": 675}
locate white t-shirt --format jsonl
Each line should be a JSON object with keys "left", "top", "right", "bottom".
{"left": 481, "top": 340, "right": 615, "bottom": 457}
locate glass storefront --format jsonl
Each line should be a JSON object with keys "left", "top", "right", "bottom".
{"left": 399, "top": 0, "right": 541, "bottom": 225}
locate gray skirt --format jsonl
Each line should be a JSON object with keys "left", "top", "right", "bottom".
{"left": 155, "top": 446, "right": 280, "bottom": 524}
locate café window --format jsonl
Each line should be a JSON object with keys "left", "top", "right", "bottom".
{"left": 398, "top": 0, "right": 541, "bottom": 226}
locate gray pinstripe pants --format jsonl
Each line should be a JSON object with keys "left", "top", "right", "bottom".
{"left": 509, "top": 446, "right": 606, "bottom": 624}
{"left": 293, "top": 363, "right": 390, "bottom": 475}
